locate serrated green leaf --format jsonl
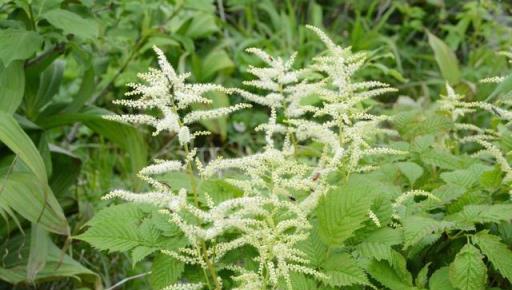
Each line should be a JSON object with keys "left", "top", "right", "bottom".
{"left": 448, "top": 243, "right": 487, "bottom": 290}
{"left": 420, "top": 149, "right": 467, "bottom": 170}
{"left": 402, "top": 216, "right": 451, "bottom": 249}
{"left": 473, "top": 231, "right": 512, "bottom": 283}
{"left": 397, "top": 162, "right": 424, "bottom": 185}
{"left": 296, "top": 225, "right": 328, "bottom": 267}
{"left": 321, "top": 253, "right": 370, "bottom": 287}
{"left": 150, "top": 254, "right": 184, "bottom": 290}
{"left": 198, "top": 178, "right": 243, "bottom": 204}
{"left": 479, "top": 168, "right": 502, "bottom": 190}
{"left": 278, "top": 272, "right": 318, "bottom": 290}
{"left": 356, "top": 228, "right": 402, "bottom": 261}
{"left": 429, "top": 267, "right": 457, "bottom": 290}
{"left": 447, "top": 204, "right": 512, "bottom": 227}
{"left": 316, "top": 185, "right": 372, "bottom": 245}
{"left": 367, "top": 251, "right": 414, "bottom": 290}
{"left": 440, "top": 164, "right": 489, "bottom": 189}
{"left": 415, "top": 262, "right": 430, "bottom": 289}
{"left": 76, "top": 204, "right": 153, "bottom": 252}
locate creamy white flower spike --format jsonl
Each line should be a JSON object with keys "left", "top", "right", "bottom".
{"left": 104, "top": 46, "right": 250, "bottom": 145}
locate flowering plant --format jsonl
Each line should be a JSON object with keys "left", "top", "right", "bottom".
{"left": 78, "top": 28, "right": 512, "bottom": 290}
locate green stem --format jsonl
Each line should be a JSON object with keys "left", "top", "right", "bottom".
{"left": 183, "top": 144, "right": 221, "bottom": 290}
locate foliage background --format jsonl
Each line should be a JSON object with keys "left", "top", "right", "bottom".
{"left": 0, "top": 0, "right": 511, "bottom": 289}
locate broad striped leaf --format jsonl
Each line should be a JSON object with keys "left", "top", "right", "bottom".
{"left": 0, "top": 112, "right": 47, "bottom": 183}
{"left": 0, "top": 173, "right": 68, "bottom": 235}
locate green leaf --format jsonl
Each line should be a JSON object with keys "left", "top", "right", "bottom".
{"left": 76, "top": 204, "right": 152, "bottom": 252}
{"left": 279, "top": 272, "right": 318, "bottom": 290}
{"left": 448, "top": 243, "right": 487, "bottom": 290}
{"left": 479, "top": 168, "right": 502, "bottom": 190}
{"left": 0, "top": 233, "right": 98, "bottom": 285}
{"left": 34, "top": 60, "right": 65, "bottom": 109}
{"left": 65, "top": 66, "right": 95, "bottom": 113}
{"left": 396, "top": 162, "right": 424, "bottom": 185}
{"left": 198, "top": 178, "right": 243, "bottom": 204}
{"left": 403, "top": 216, "right": 451, "bottom": 249}
{"left": 321, "top": 253, "right": 370, "bottom": 287}
{"left": 0, "top": 29, "right": 43, "bottom": 66}
{"left": 26, "top": 224, "right": 48, "bottom": 282}
{"left": 473, "top": 231, "right": 512, "bottom": 283}
{"left": 427, "top": 31, "right": 461, "bottom": 84}
{"left": 200, "top": 49, "right": 234, "bottom": 81}
{"left": 447, "top": 204, "right": 512, "bottom": 227}
{"left": 367, "top": 251, "right": 414, "bottom": 290}
{"left": 420, "top": 149, "right": 466, "bottom": 170}
{"left": 0, "top": 112, "right": 47, "bottom": 183}
{"left": 316, "top": 185, "right": 372, "bottom": 245}
{"left": 150, "top": 254, "right": 185, "bottom": 290}
{"left": 429, "top": 267, "right": 457, "bottom": 290}
{"left": 356, "top": 228, "right": 402, "bottom": 261}
{"left": 192, "top": 91, "right": 230, "bottom": 140}
{"left": 415, "top": 262, "right": 430, "bottom": 289}
{"left": 0, "top": 173, "right": 68, "bottom": 235}
{"left": 297, "top": 226, "right": 328, "bottom": 267}
{"left": 440, "top": 164, "right": 489, "bottom": 189}
{"left": 0, "top": 61, "right": 25, "bottom": 114}
{"left": 37, "top": 106, "right": 147, "bottom": 174}
{"left": 43, "top": 9, "right": 99, "bottom": 40}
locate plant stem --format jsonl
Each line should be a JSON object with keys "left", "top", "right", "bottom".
{"left": 183, "top": 144, "right": 222, "bottom": 290}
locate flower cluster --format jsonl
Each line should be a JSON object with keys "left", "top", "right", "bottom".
{"left": 103, "top": 26, "right": 401, "bottom": 289}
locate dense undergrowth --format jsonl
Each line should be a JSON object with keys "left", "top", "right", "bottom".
{"left": 1, "top": 1, "right": 512, "bottom": 290}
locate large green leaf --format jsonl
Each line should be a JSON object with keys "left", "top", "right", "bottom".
{"left": 0, "top": 233, "right": 99, "bottom": 286}
{"left": 429, "top": 267, "right": 457, "bottom": 290}
{"left": 316, "top": 185, "right": 372, "bottom": 245}
{"left": 150, "top": 254, "right": 185, "bottom": 290}
{"left": 396, "top": 161, "right": 423, "bottom": 185}
{"left": 473, "top": 231, "right": 512, "bottom": 283}
{"left": 26, "top": 224, "right": 48, "bottom": 281}
{"left": 0, "top": 172, "right": 68, "bottom": 235}
{"left": 0, "top": 29, "right": 43, "bottom": 66}
{"left": 321, "top": 253, "right": 370, "bottom": 287}
{"left": 427, "top": 31, "right": 461, "bottom": 84}
{"left": 0, "top": 61, "right": 25, "bottom": 114}
{"left": 77, "top": 203, "right": 184, "bottom": 254}
{"left": 402, "top": 216, "right": 452, "bottom": 249}
{"left": 0, "top": 112, "right": 47, "bottom": 183}
{"left": 76, "top": 203, "right": 152, "bottom": 252}
{"left": 448, "top": 243, "right": 487, "bottom": 290}
{"left": 446, "top": 204, "right": 512, "bottom": 227}
{"left": 43, "top": 9, "right": 98, "bottom": 40}
{"left": 37, "top": 106, "right": 147, "bottom": 173}
{"left": 367, "top": 252, "right": 414, "bottom": 290}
